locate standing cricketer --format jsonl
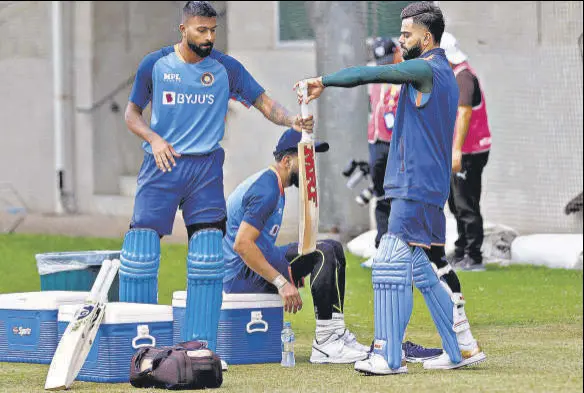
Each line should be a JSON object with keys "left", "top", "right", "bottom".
{"left": 223, "top": 128, "right": 369, "bottom": 364}
{"left": 120, "top": 1, "right": 312, "bottom": 354}
{"left": 296, "top": 2, "right": 485, "bottom": 375}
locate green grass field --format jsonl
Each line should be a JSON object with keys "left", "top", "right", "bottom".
{"left": 0, "top": 233, "right": 582, "bottom": 393}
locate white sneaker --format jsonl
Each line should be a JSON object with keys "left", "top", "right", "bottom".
{"left": 310, "top": 333, "right": 368, "bottom": 364}
{"left": 221, "top": 360, "right": 228, "bottom": 371}
{"left": 338, "top": 329, "right": 370, "bottom": 353}
{"left": 354, "top": 353, "right": 407, "bottom": 375}
{"left": 423, "top": 344, "right": 486, "bottom": 370}
{"left": 361, "top": 257, "right": 374, "bottom": 268}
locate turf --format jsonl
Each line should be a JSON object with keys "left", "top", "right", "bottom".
{"left": 0, "top": 233, "right": 582, "bottom": 392}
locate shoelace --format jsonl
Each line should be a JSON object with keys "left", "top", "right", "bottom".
{"left": 404, "top": 341, "right": 423, "bottom": 350}
{"left": 343, "top": 330, "right": 357, "bottom": 344}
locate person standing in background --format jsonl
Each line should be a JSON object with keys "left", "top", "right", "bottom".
{"left": 441, "top": 32, "right": 492, "bottom": 272}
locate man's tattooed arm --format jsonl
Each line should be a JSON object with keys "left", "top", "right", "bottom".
{"left": 253, "top": 93, "right": 297, "bottom": 129}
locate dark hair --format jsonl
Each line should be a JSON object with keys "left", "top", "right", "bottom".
{"left": 400, "top": 2, "right": 445, "bottom": 44}
{"left": 274, "top": 149, "right": 297, "bottom": 162}
{"left": 183, "top": 1, "right": 217, "bottom": 18}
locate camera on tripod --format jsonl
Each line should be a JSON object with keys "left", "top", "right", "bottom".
{"left": 342, "top": 160, "right": 374, "bottom": 207}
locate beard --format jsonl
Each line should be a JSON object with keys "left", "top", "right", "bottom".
{"left": 290, "top": 170, "right": 299, "bottom": 188}
{"left": 188, "top": 40, "right": 213, "bottom": 58}
{"left": 402, "top": 40, "right": 423, "bottom": 60}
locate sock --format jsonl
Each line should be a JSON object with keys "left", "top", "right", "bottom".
{"left": 315, "top": 313, "right": 345, "bottom": 342}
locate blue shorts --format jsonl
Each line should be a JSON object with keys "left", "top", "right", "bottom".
{"left": 387, "top": 198, "right": 446, "bottom": 248}
{"left": 223, "top": 245, "right": 291, "bottom": 294}
{"left": 131, "top": 148, "right": 226, "bottom": 236}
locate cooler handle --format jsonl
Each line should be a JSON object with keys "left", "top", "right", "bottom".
{"left": 246, "top": 311, "right": 268, "bottom": 334}
{"left": 132, "top": 324, "right": 156, "bottom": 349}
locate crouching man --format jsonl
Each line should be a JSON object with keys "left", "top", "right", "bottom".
{"left": 222, "top": 128, "right": 369, "bottom": 363}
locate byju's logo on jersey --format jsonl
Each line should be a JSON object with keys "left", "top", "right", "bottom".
{"left": 164, "top": 73, "right": 181, "bottom": 82}
{"left": 163, "top": 91, "right": 176, "bottom": 105}
{"left": 201, "top": 72, "right": 214, "bottom": 87}
{"left": 162, "top": 91, "right": 215, "bottom": 105}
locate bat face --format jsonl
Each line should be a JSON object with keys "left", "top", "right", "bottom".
{"left": 301, "top": 144, "right": 318, "bottom": 207}
{"left": 45, "top": 302, "right": 106, "bottom": 390}
{"left": 45, "top": 260, "right": 119, "bottom": 390}
{"left": 297, "top": 80, "right": 318, "bottom": 256}
{"left": 298, "top": 141, "right": 318, "bottom": 255}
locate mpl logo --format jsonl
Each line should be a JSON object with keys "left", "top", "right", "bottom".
{"left": 163, "top": 73, "right": 181, "bottom": 82}
{"left": 163, "top": 91, "right": 176, "bottom": 105}
{"left": 12, "top": 326, "right": 32, "bottom": 336}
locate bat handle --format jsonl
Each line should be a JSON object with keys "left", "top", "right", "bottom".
{"left": 299, "top": 81, "right": 312, "bottom": 142}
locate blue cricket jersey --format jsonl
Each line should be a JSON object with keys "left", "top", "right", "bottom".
{"left": 129, "top": 45, "right": 265, "bottom": 155}
{"left": 223, "top": 168, "right": 286, "bottom": 283}
{"left": 384, "top": 48, "right": 459, "bottom": 207}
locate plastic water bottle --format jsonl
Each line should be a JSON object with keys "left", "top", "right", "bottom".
{"left": 280, "top": 321, "right": 295, "bottom": 367}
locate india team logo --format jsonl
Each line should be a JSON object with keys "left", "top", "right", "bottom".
{"left": 269, "top": 224, "right": 280, "bottom": 237}
{"left": 162, "top": 91, "right": 176, "bottom": 105}
{"left": 201, "top": 72, "right": 214, "bottom": 87}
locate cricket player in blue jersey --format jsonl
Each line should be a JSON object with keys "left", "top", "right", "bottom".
{"left": 223, "top": 128, "right": 370, "bottom": 364}
{"left": 296, "top": 2, "right": 486, "bottom": 375}
{"left": 119, "top": 1, "right": 312, "bottom": 353}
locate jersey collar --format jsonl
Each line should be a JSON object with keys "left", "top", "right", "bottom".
{"left": 174, "top": 44, "right": 210, "bottom": 65}
{"left": 268, "top": 166, "right": 285, "bottom": 196}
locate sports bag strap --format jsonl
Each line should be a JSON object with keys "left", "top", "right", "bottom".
{"left": 152, "top": 349, "right": 173, "bottom": 371}
{"left": 183, "top": 351, "right": 195, "bottom": 386}
{"left": 133, "top": 347, "right": 150, "bottom": 370}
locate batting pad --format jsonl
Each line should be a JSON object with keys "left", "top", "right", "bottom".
{"left": 183, "top": 229, "right": 224, "bottom": 351}
{"left": 372, "top": 234, "right": 413, "bottom": 370}
{"left": 119, "top": 228, "right": 160, "bottom": 304}
{"left": 412, "top": 247, "right": 462, "bottom": 364}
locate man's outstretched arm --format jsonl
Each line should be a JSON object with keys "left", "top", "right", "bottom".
{"left": 296, "top": 59, "right": 434, "bottom": 103}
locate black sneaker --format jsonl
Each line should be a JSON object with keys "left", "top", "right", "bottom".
{"left": 447, "top": 254, "right": 465, "bottom": 265}
{"left": 454, "top": 256, "right": 486, "bottom": 272}
{"left": 402, "top": 341, "right": 443, "bottom": 363}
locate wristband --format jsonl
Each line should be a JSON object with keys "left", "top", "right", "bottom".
{"left": 272, "top": 274, "right": 288, "bottom": 290}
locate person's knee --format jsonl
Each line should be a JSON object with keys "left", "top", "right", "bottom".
{"left": 318, "top": 240, "right": 345, "bottom": 268}
{"left": 186, "top": 219, "right": 227, "bottom": 240}
{"left": 129, "top": 223, "right": 163, "bottom": 239}
{"left": 425, "top": 245, "right": 446, "bottom": 267}
{"left": 328, "top": 240, "right": 345, "bottom": 260}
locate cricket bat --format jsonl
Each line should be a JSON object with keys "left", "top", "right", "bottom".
{"left": 44, "top": 259, "right": 120, "bottom": 391}
{"left": 297, "top": 81, "right": 319, "bottom": 255}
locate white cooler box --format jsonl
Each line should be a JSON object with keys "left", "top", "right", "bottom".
{"left": 172, "top": 291, "right": 283, "bottom": 365}
{"left": 58, "top": 302, "right": 173, "bottom": 383}
{"left": 0, "top": 291, "right": 90, "bottom": 364}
